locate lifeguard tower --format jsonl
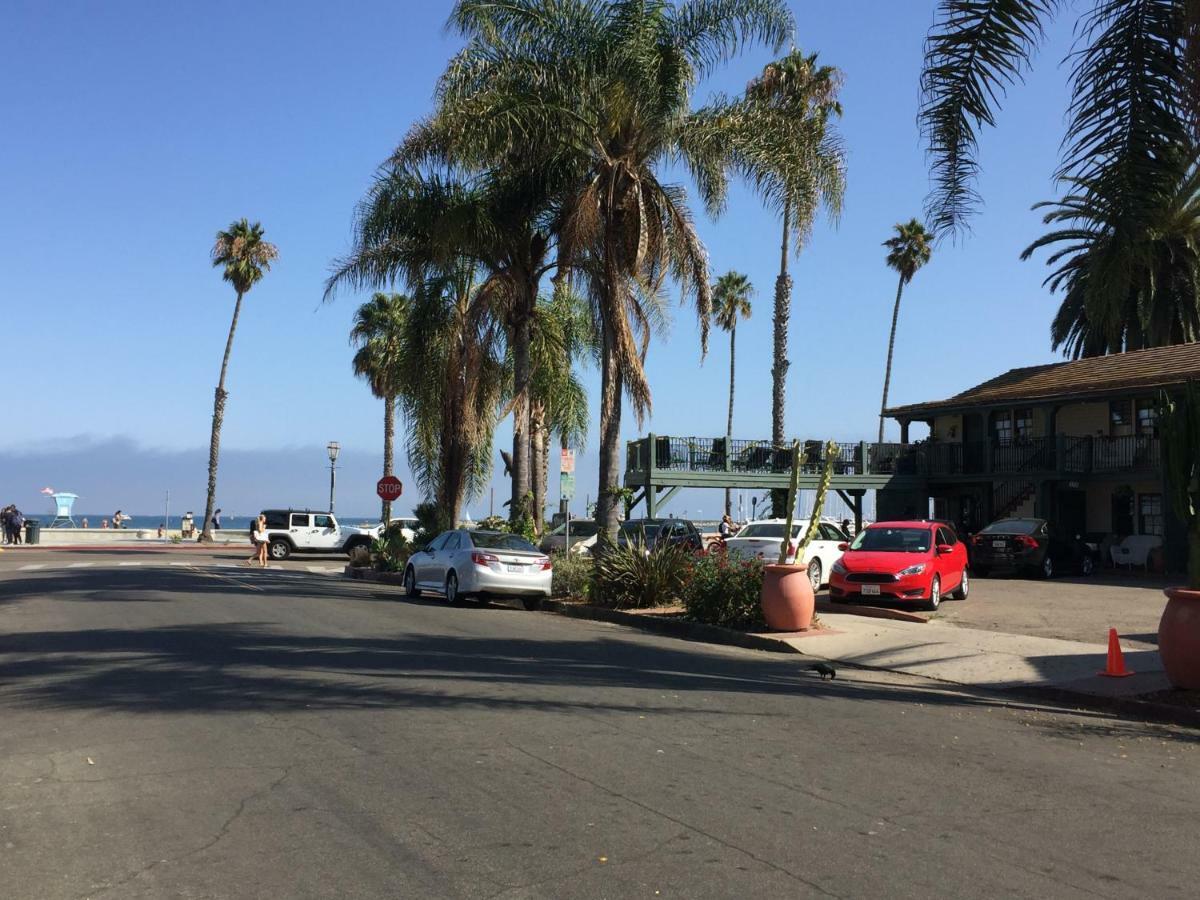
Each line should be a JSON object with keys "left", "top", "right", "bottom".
{"left": 47, "top": 492, "right": 79, "bottom": 528}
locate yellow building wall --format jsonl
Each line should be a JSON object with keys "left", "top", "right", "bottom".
{"left": 1084, "top": 480, "right": 1162, "bottom": 533}
{"left": 932, "top": 414, "right": 963, "bottom": 442}
{"left": 1056, "top": 401, "right": 1109, "bottom": 437}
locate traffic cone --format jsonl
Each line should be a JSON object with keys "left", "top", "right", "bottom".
{"left": 1098, "top": 627, "right": 1134, "bottom": 677}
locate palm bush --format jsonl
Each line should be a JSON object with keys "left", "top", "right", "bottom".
{"left": 683, "top": 552, "right": 766, "bottom": 630}
{"left": 371, "top": 527, "right": 413, "bottom": 573}
{"left": 591, "top": 539, "right": 693, "bottom": 610}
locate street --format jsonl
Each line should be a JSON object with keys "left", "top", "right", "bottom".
{"left": 1, "top": 551, "right": 1198, "bottom": 899}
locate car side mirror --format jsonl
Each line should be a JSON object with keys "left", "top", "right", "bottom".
{"left": 837, "top": 542, "right": 849, "bottom": 552}
{"left": 936, "top": 544, "right": 953, "bottom": 555}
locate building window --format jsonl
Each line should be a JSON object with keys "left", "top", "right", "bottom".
{"left": 1110, "top": 399, "right": 1132, "bottom": 434}
{"left": 1139, "top": 493, "right": 1164, "bottom": 537}
{"left": 1014, "top": 408, "right": 1034, "bottom": 440}
{"left": 992, "top": 412, "right": 1013, "bottom": 446}
{"left": 1136, "top": 399, "right": 1158, "bottom": 437}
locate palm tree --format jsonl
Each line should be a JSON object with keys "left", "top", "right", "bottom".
{"left": 326, "top": 169, "right": 508, "bottom": 525}
{"left": 740, "top": 52, "right": 845, "bottom": 474}
{"left": 529, "top": 286, "right": 596, "bottom": 528}
{"left": 711, "top": 271, "right": 753, "bottom": 517}
{"left": 350, "top": 292, "right": 409, "bottom": 523}
{"left": 878, "top": 220, "right": 933, "bottom": 441}
{"left": 397, "top": 271, "right": 507, "bottom": 523}
{"left": 1023, "top": 159, "right": 1200, "bottom": 358}
{"left": 201, "top": 219, "right": 278, "bottom": 542}
{"left": 921, "top": 0, "right": 1192, "bottom": 238}
{"left": 438, "top": 0, "right": 796, "bottom": 538}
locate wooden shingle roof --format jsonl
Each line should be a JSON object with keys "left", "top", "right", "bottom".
{"left": 886, "top": 342, "right": 1200, "bottom": 419}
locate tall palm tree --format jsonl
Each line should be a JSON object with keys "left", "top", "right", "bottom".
{"left": 921, "top": 0, "right": 1192, "bottom": 239}
{"left": 878, "top": 220, "right": 933, "bottom": 441}
{"left": 712, "top": 271, "right": 753, "bottom": 517}
{"left": 740, "top": 52, "right": 845, "bottom": 475}
{"left": 350, "top": 292, "right": 409, "bottom": 523}
{"left": 438, "top": 0, "right": 796, "bottom": 537}
{"left": 201, "top": 219, "right": 278, "bottom": 542}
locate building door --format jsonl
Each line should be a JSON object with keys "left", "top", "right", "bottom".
{"left": 1111, "top": 488, "right": 1135, "bottom": 536}
{"left": 1058, "top": 489, "right": 1087, "bottom": 539}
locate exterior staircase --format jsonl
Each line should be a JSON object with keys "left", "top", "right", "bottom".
{"left": 993, "top": 480, "right": 1036, "bottom": 520}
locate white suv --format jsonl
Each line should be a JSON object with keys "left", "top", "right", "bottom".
{"left": 259, "top": 509, "right": 381, "bottom": 561}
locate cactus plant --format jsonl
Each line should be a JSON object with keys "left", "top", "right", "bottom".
{"left": 795, "top": 440, "right": 840, "bottom": 559}
{"left": 776, "top": 440, "right": 803, "bottom": 564}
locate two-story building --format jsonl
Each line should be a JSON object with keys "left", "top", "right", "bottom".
{"left": 884, "top": 342, "right": 1199, "bottom": 569}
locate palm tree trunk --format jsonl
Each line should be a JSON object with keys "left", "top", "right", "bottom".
{"left": 381, "top": 394, "right": 395, "bottom": 524}
{"left": 878, "top": 275, "right": 906, "bottom": 443}
{"left": 201, "top": 289, "right": 244, "bottom": 542}
{"left": 725, "top": 322, "right": 736, "bottom": 518}
{"left": 770, "top": 202, "right": 792, "bottom": 517}
{"left": 530, "top": 403, "right": 547, "bottom": 534}
{"left": 510, "top": 313, "right": 532, "bottom": 524}
{"left": 596, "top": 326, "right": 623, "bottom": 539}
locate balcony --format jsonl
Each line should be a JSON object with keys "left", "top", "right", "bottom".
{"left": 625, "top": 434, "right": 1161, "bottom": 481}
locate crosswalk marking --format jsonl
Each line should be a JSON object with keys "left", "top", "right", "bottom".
{"left": 117, "top": 562, "right": 142, "bottom": 567}
{"left": 66, "top": 562, "right": 94, "bottom": 568}
{"left": 18, "top": 564, "right": 46, "bottom": 571}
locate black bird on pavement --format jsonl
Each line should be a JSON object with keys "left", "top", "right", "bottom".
{"left": 810, "top": 662, "right": 836, "bottom": 681}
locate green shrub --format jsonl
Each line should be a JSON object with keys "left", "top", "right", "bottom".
{"left": 551, "top": 552, "right": 592, "bottom": 599}
{"left": 683, "top": 551, "right": 765, "bottom": 630}
{"left": 371, "top": 529, "right": 412, "bottom": 573}
{"left": 413, "top": 501, "right": 452, "bottom": 545}
{"left": 591, "top": 538, "right": 693, "bottom": 609}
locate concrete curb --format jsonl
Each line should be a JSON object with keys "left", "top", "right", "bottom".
{"left": 538, "top": 599, "right": 801, "bottom": 655}
{"left": 815, "top": 599, "right": 929, "bottom": 624}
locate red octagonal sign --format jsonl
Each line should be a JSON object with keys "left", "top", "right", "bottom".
{"left": 376, "top": 475, "right": 403, "bottom": 501}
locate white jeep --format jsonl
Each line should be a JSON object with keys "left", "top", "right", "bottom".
{"left": 259, "top": 509, "right": 381, "bottom": 561}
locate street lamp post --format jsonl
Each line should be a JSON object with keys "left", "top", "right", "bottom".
{"left": 327, "top": 441, "right": 340, "bottom": 512}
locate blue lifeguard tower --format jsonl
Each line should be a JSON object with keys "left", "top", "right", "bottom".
{"left": 47, "top": 492, "right": 79, "bottom": 528}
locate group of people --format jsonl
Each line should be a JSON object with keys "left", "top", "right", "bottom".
{"left": 1, "top": 506, "right": 26, "bottom": 544}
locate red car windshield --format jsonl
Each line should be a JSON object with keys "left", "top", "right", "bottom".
{"left": 850, "top": 527, "right": 931, "bottom": 553}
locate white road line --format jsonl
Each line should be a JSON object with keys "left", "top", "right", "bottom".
{"left": 66, "top": 562, "right": 95, "bottom": 568}
{"left": 169, "top": 561, "right": 189, "bottom": 567}
{"left": 18, "top": 564, "right": 46, "bottom": 571}
{"left": 117, "top": 562, "right": 142, "bottom": 567}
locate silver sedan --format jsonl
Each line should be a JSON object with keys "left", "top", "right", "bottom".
{"left": 402, "top": 529, "right": 552, "bottom": 609}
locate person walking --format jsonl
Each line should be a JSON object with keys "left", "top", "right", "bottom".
{"left": 213, "top": 508, "right": 223, "bottom": 530}
{"left": 248, "top": 514, "right": 269, "bottom": 567}
{"left": 10, "top": 509, "right": 23, "bottom": 545}
{"left": 112, "top": 510, "right": 125, "bottom": 529}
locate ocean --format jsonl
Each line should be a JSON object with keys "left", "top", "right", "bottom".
{"left": 48, "top": 513, "right": 381, "bottom": 532}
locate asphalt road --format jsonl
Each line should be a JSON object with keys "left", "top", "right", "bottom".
{"left": 1, "top": 553, "right": 1198, "bottom": 899}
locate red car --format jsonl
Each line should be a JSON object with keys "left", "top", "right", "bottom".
{"left": 828, "top": 520, "right": 969, "bottom": 611}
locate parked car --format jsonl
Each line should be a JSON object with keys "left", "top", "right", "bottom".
{"left": 970, "top": 517, "right": 1098, "bottom": 578}
{"left": 829, "top": 520, "right": 969, "bottom": 611}
{"left": 723, "top": 519, "right": 848, "bottom": 591}
{"left": 616, "top": 518, "right": 703, "bottom": 554}
{"left": 403, "top": 529, "right": 552, "bottom": 609}
{"left": 259, "top": 509, "right": 380, "bottom": 561}
{"left": 539, "top": 518, "right": 599, "bottom": 555}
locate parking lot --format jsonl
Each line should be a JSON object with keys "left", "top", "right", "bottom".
{"left": 918, "top": 572, "right": 1169, "bottom": 649}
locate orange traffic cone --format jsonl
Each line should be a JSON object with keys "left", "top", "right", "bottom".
{"left": 1098, "top": 627, "right": 1134, "bottom": 678}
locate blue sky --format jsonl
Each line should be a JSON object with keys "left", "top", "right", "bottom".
{"left": 2, "top": 1, "right": 1080, "bottom": 519}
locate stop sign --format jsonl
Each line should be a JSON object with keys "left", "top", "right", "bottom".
{"left": 376, "top": 475, "right": 403, "bottom": 501}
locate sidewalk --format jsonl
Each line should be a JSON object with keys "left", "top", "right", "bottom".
{"left": 775, "top": 611, "right": 1168, "bottom": 701}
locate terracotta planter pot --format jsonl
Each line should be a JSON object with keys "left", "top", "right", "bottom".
{"left": 1160, "top": 588, "right": 1200, "bottom": 689}
{"left": 761, "top": 563, "right": 815, "bottom": 631}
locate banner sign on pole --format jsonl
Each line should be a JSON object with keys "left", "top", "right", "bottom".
{"left": 559, "top": 471, "right": 576, "bottom": 500}
{"left": 560, "top": 448, "right": 575, "bottom": 474}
